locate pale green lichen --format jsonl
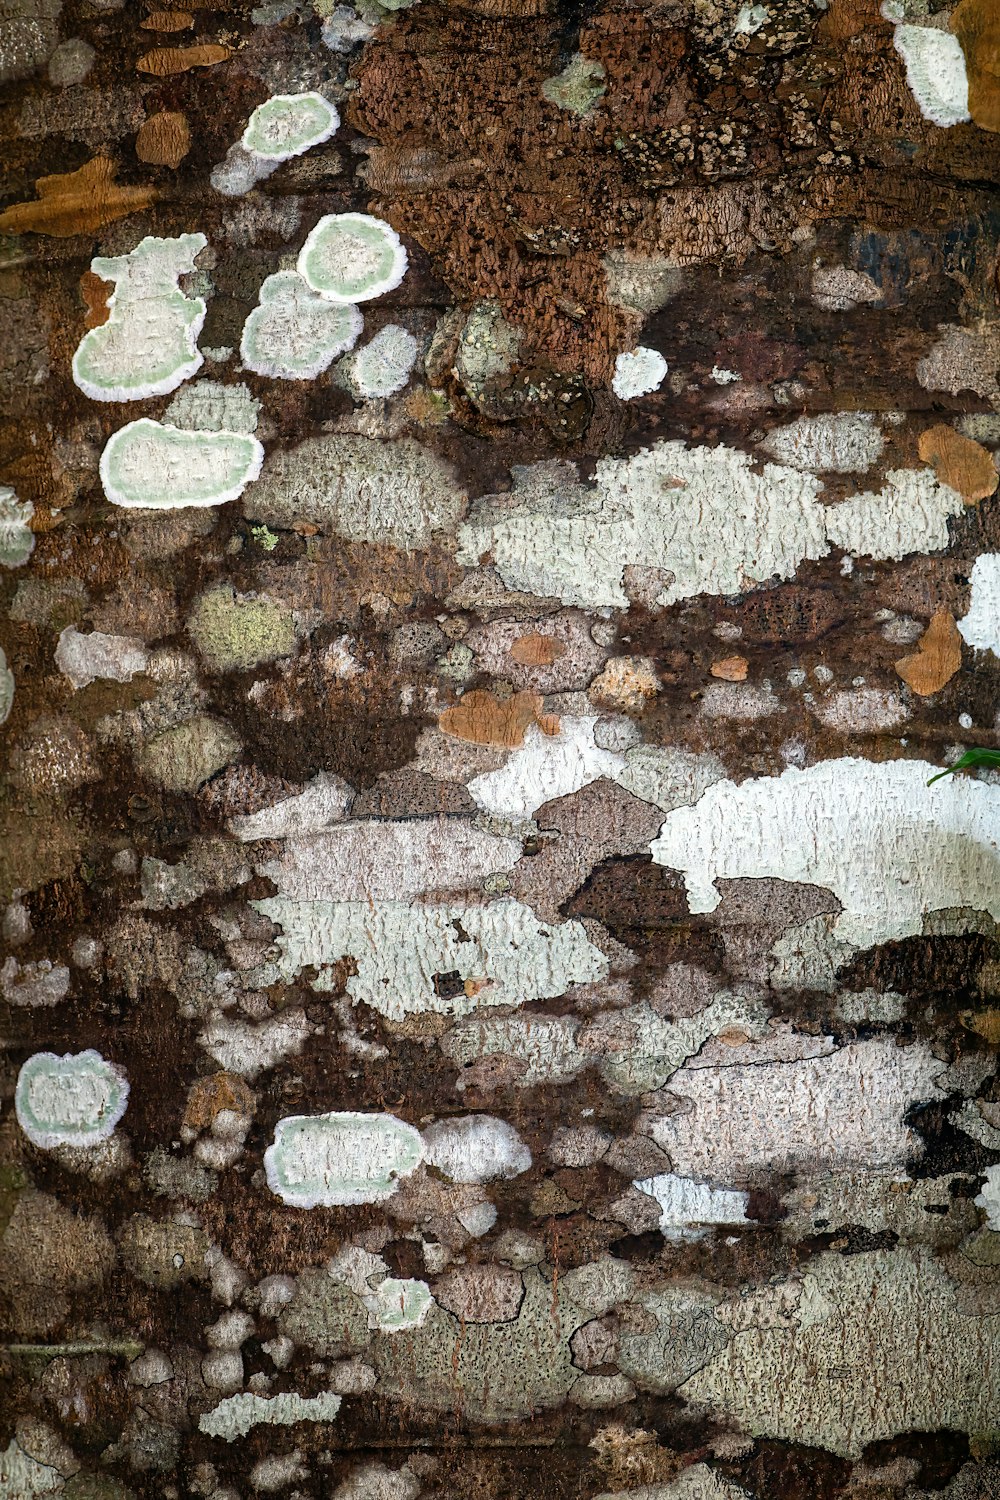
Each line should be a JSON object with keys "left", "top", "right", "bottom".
{"left": 139, "top": 715, "right": 241, "bottom": 793}
{"left": 187, "top": 582, "right": 296, "bottom": 672}
{"left": 364, "top": 1277, "right": 433, "bottom": 1331}
{"left": 339, "top": 323, "right": 417, "bottom": 398}
{"left": 241, "top": 91, "right": 339, "bottom": 159}
{"left": 0, "top": 648, "right": 13, "bottom": 725}
{"left": 0, "top": 484, "right": 33, "bottom": 566}
{"left": 241, "top": 270, "right": 363, "bottom": 379}
{"left": 100, "top": 419, "right": 264, "bottom": 509}
{"left": 541, "top": 54, "right": 606, "bottom": 116}
{"left": 199, "top": 1391, "right": 342, "bottom": 1440}
{"left": 265, "top": 1111, "right": 424, "bottom": 1207}
{"left": 15, "top": 1049, "right": 129, "bottom": 1150}
{"left": 298, "top": 212, "right": 407, "bottom": 304}
{"left": 72, "top": 234, "right": 207, "bottom": 402}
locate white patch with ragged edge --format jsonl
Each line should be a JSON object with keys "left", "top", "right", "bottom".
{"left": 199, "top": 1390, "right": 342, "bottom": 1440}
{"left": 976, "top": 1164, "right": 1000, "bottom": 1229}
{"left": 893, "top": 25, "right": 970, "bottom": 128}
{"left": 422, "top": 1114, "right": 532, "bottom": 1182}
{"left": 73, "top": 234, "right": 207, "bottom": 402}
{"left": 259, "top": 817, "right": 521, "bottom": 901}
{"left": 457, "top": 441, "right": 963, "bottom": 610}
{"left": 612, "top": 346, "right": 667, "bottom": 399}
{"left": 467, "top": 716, "right": 626, "bottom": 818}
{"left": 959, "top": 552, "right": 1000, "bottom": 654}
{"left": 344, "top": 323, "right": 418, "bottom": 398}
{"left": 55, "top": 626, "right": 148, "bottom": 689}
{"left": 635, "top": 1173, "right": 750, "bottom": 1240}
{"left": 650, "top": 757, "right": 1000, "bottom": 948}
{"left": 759, "top": 412, "right": 884, "bottom": 473}
{"left": 228, "top": 773, "right": 353, "bottom": 841}
{"left": 650, "top": 1038, "right": 944, "bottom": 1182}
{"left": 823, "top": 467, "right": 963, "bottom": 560}
{"left": 100, "top": 420, "right": 264, "bottom": 509}
{"left": 0, "top": 484, "right": 34, "bottom": 567}
{"left": 241, "top": 91, "right": 339, "bottom": 160}
{"left": 265, "top": 1111, "right": 424, "bottom": 1207}
{"left": 252, "top": 897, "right": 608, "bottom": 1018}
{"left": 241, "top": 271, "right": 363, "bottom": 381}
{"left": 15, "top": 1049, "right": 129, "bottom": 1149}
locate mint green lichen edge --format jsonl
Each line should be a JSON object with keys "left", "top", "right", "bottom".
{"left": 99, "top": 419, "right": 265, "bottom": 509}
{"left": 297, "top": 213, "right": 408, "bottom": 305}
{"left": 240, "top": 270, "right": 363, "bottom": 379}
{"left": 241, "top": 91, "right": 340, "bottom": 160}
{"left": 264, "top": 1111, "right": 425, "bottom": 1207}
{"left": 15, "top": 1049, "right": 129, "bottom": 1150}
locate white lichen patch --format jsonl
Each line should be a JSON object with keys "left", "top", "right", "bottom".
{"left": 100, "top": 419, "right": 264, "bottom": 508}
{"left": 467, "top": 716, "right": 626, "bottom": 818}
{"left": 975, "top": 1164, "right": 1000, "bottom": 1229}
{"left": 260, "top": 818, "right": 520, "bottom": 901}
{"left": 15, "top": 1049, "right": 129, "bottom": 1149}
{"left": 650, "top": 1038, "right": 944, "bottom": 1182}
{"left": 199, "top": 1390, "right": 342, "bottom": 1440}
{"left": 679, "top": 1249, "right": 1000, "bottom": 1454}
{"left": 651, "top": 757, "right": 1000, "bottom": 948}
{"left": 458, "top": 443, "right": 964, "bottom": 609}
{"left": 612, "top": 346, "right": 668, "bottom": 400}
{"left": 229, "top": 773, "right": 353, "bottom": 841}
{"left": 822, "top": 467, "right": 963, "bottom": 559}
{"left": 635, "top": 1173, "right": 750, "bottom": 1240}
{"left": 0, "top": 484, "right": 34, "bottom": 567}
{"left": 1, "top": 957, "right": 70, "bottom": 1007}
{"left": 298, "top": 212, "right": 408, "bottom": 304}
{"left": 959, "top": 552, "right": 1000, "bottom": 654}
{"left": 264, "top": 1112, "right": 424, "bottom": 1207}
{"left": 253, "top": 897, "right": 608, "bottom": 1018}
{"left": 759, "top": 412, "right": 884, "bottom": 473}
{"left": 241, "top": 271, "right": 363, "bottom": 380}
{"left": 1, "top": 649, "right": 14, "bottom": 723}
{"left": 893, "top": 25, "right": 970, "bottom": 127}
{"left": 364, "top": 1277, "right": 433, "bottom": 1331}
{"left": 241, "top": 91, "right": 339, "bottom": 159}
{"left": 811, "top": 264, "right": 881, "bottom": 312}
{"left": 246, "top": 434, "right": 465, "bottom": 545}
{"left": 55, "top": 626, "right": 148, "bottom": 689}
{"left": 72, "top": 234, "right": 208, "bottom": 402}
{"left": 165, "top": 377, "right": 260, "bottom": 433}
{"left": 422, "top": 1115, "right": 532, "bottom": 1182}
{"left": 340, "top": 323, "right": 418, "bottom": 398}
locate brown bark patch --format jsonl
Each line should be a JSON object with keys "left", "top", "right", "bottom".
{"left": 141, "top": 9, "right": 196, "bottom": 29}
{"left": 710, "top": 655, "right": 749, "bottom": 681}
{"left": 918, "top": 422, "right": 998, "bottom": 502}
{"left": 439, "top": 687, "right": 559, "bottom": 746}
{"left": 953, "top": 0, "right": 1000, "bottom": 133}
{"left": 137, "top": 43, "right": 231, "bottom": 75}
{"left": 0, "top": 158, "right": 158, "bottom": 237}
{"left": 80, "top": 270, "right": 114, "bottom": 328}
{"left": 894, "top": 609, "right": 963, "bottom": 696}
{"left": 510, "top": 631, "right": 567, "bottom": 666}
{"left": 136, "top": 110, "right": 191, "bottom": 167}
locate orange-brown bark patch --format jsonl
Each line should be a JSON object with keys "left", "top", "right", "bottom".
{"left": 918, "top": 423, "right": 998, "bottom": 502}
{"left": 137, "top": 43, "right": 230, "bottom": 75}
{"left": 136, "top": 111, "right": 191, "bottom": 167}
{"left": 0, "top": 158, "right": 158, "bottom": 238}
{"left": 440, "top": 688, "right": 559, "bottom": 746}
{"left": 894, "top": 610, "right": 962, "bottom": 697}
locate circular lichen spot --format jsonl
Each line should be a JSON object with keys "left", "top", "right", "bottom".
{"left": 298, "top": 212, "right": 408, "bottom": 304}
{"left": 242, "top": 91, "right": 339, "bottom": 160}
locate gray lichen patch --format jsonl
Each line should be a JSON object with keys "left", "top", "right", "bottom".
{"left": 187, "top": 583, "right": 296, "bottom": 673}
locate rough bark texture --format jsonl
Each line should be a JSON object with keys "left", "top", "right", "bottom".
{"left": 2, "top": 2, "right": 1000, "bottom": 1499}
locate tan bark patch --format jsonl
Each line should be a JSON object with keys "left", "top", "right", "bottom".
{"left": 894, "top": 609, "right": 962, "bottom": 696}
{"left": 953, "top": 0, "right": 1000, "bottom": 133}
{"left": 183, "top": 1072, "right": 256, "bottom": 1132}
{"left": 510, "top": 632, "right": 567, "bottom": 666}
{"left": 136, "top": 110, "right": 192, "bottom": 167}
{"left": 711, "top": 655, "right": 749, "bottom": 682}
{"left": 141, "top": 9, "right": 196, "bottom": 29}
{"left": 0, "top": 158, "right": 158, "bottom": 237}
{"left": 439, "top": 688, "right": 559, "bottom": 746}
{"left": 918, "top": 422, "right": 998, "bottom": 502}
{"left": 137, "top": 43, "right": 231, "bottom": 75}
{"left": 80, "top": 270, "right": 113, "bottom": 329}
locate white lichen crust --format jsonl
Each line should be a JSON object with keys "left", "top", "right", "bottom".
{"left": 298, "top": 213, "right": 408, "bottom": 304}
{"left": 264, "top": 1111, "right": 424, "bottom": 1207}
{"left": 15, "top": 1049, "right": 129, "bottom": 1149}
{"left": 893, "top": 25, "right": 970, "bottom": 128}
{"left": 241, "top": 271, "right": 363, "bottom": 380}
{"left": 72, "top": 234, "right": 208, "bottom": 402}
{"left": 241, "top": 91, "right": 339, "bottom": 160}
{"left": 99, "top": 419, "right": 264, "bottom": 509}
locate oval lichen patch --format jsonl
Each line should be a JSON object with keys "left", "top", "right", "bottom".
{"left": 240, "top": 271, "right": 363, "bottom": 379}
{"left": 100, "top": 419, "right": 264, "bottom": 508}
{"left": 241, "top": 91, "right": 339, "bottom": 160}
{"left": 297, "top": 213, "right": 407, "bottom": 305}
{"left": 264, "top": 1111, "right": 424, "bottom": 1207}
{"left": 15, "top": 1049, "right": 129, "bottom": 1149}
